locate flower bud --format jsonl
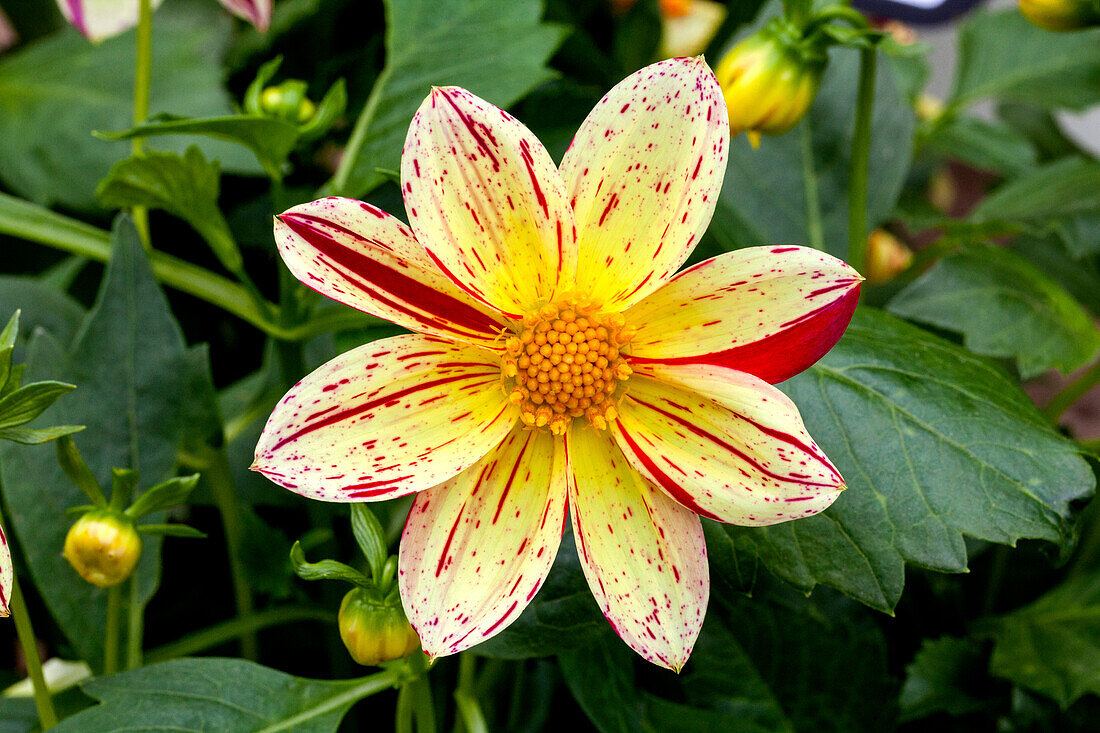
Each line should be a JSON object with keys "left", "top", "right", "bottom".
{"left": 715, "top": 20, "right": 826, "bottom": 145}
{"left": 1019, "top": 0, "right": 1100, "bottom": 31}
{"left": 62, "top": 511, "right": 141, "bottom": 588}
{"left": 338, "top": 588, "right": 420, "bottom": 666}
{"left": 864, "top": 229, "right": 913, "bottom": 284}
{"left": 260, "top": 81, "right": 317, "bottom": 124}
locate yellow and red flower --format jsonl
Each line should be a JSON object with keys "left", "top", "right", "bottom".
{"left": 254, "top": 57, "right": 860, "bottom": 670}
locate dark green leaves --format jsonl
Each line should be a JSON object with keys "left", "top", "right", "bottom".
{"left": 970, "top": 158, "right": 1100, "bottom": 224}
{"left": 727, "top": 308, "right": 1094, "bottom": 612}
{"left": 900, "top": 637, "right": 991, "bottom": 721}
{"left": 52, "top": 658, "right": 397, "bottom": 732}
{"left": 329, "top": 0, "right": 565, "bottom": 198}
{"left": 888, "top": 244, "right": 1100, "bottom": 378}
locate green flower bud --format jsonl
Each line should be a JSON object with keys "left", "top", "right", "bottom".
{"left": 1019, "top": 0, "right": 1100, "bottom": 31}
{"left": 338, "top": 588, "right": 420, "bottom": 666}
{"left": 63, "top": 510, "right": 141, "bottom": 588}
{"left": 260, "top": 81, "right": 317, "bottom": 124}
{"left": 715, "top": 19, "right": 826, "bottom": 145}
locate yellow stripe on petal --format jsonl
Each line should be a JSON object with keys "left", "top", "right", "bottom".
{"left": 611, "top": 367, "right": 844, "bottom": 526}
{"left": 400, "top": 425, "right": 568, "bottom": 658}
{"left": 624, "top": 246, "right": 861, "bottom": 384}
{"left": 561, "top": 57, "right": 729, "bottom": 311}
{"left": 253, "top": 334, "right": 517, "bottom": 503}
{"left": 566, "top": 425, "right": 707, "bottom": 671}
{"left": 275, "top": 197, "right": 507, "bottom": 349}
{"left": 402, "top": 87, "right": 577, "bottom": 316}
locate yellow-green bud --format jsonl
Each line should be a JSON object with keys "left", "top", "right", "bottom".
{"left": 864, "top": 229, "right": 913, "bottom": 284}
{"left": 1019, "top": 0, "right": 1100, "bottom": 31}
{"left": 62, "top": 511, "right": 141, "bottom": 588}
{"left": 715, "top": 20, "right": 826, "bottom": 145}
{"left": 338, "top": 588, "right": 420, "bottom": 666}
{"left": 260, "top": 82, "right": 317, "bottom": 124}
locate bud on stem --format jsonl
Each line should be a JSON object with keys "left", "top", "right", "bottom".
{"left": 63, "top": 510, "right": 142, "bottom": 588}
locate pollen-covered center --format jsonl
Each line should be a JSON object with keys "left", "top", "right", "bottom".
{"left": 501, "top": 300, "right": 635, "bottom": 436}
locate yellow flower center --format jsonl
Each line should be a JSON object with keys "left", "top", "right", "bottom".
{"left": 500, "top": 299, "right": 635, "bottom": 436}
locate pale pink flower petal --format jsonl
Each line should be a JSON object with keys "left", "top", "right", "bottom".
{"left": 402, "top": 87, "right": 578, "bottom": 318}
{"left": 624, "top": 246, "right": 861, "bottom": 384}
{"left": 566, "top": 424, "right": 707, "bottom": 672}
{"left": 559, "top": 56, "right": 728, "bottom": 311}
{"left": 253, "top": 334, "right": 518, "bottom": 502}
{"left": 218, "top": 0, "right": 270, "bottom": 31}
{"left": 55, "top": 0, "right": 164, "bottom": 42}
{"left": 275, "top": 198, "right": 507, "bottom": 350}
{"left": 611, "top": 365, "right": 845, "bottom": 526}
{"left": 399, "top": 425, "right": 568, "bottom": 657}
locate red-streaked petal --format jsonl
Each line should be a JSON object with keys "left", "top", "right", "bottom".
{"left": 399, "top": 425, "right": 568, "bottom": 657}
{"left": 559, "top": 56, "right": 729, "bottom": 311}
{"left": 275, "top": 198, "right": 507, "bottom": 349}
{"left": 402, "top": 87, "right": 577, "bottom": 316}
{"left": 611, "top": 367, "right": 845, "bottom": 526}
{"left": 253, "top": 334, "right": 517, "bottom": 502}
{"left": 624, "top": 246, "right": 861, "bottom": 384}
{"left": 55, "top": 0, "right": 165, "bottom": 42}
{"left": 218, "top": 0, "right": 270, "bottom": 31}
{"left": 0, "top": 523, "right": 11, "bottom": 617}
{"left": 566, "top": 425, "right": 707, "bottom": 671}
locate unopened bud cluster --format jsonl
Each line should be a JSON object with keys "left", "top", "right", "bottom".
{"left": 1019, "top": 0, "right": 1100, "bottom": 30}
{"left": 501, "top": 298, "right": 634, "bottom": 435}
{"left": 62, "top": 510, "right": 142, "bottom": 588}
{"left": 338, "top": 588, "right": 420, "bottom": 666}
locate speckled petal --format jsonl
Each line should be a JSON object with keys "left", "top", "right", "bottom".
{"left": 566, "top": 424, "right": 707, "bottom": 671}
{"left": 253, "top": 334, "right": 517, "bottom": 502}
{"left": 275, "top": 198, "right": 507, "bottom": 349}
{"left": 560, "top": 56, "right": 728, "bottom": 311}
{"left": 0, "top": 523, "right": 11, "bottom": 617}
{"left": 399, "top": 425, "right": 568, "bottom": 658}
{"left": 611, "top": 366, "right": 845, "bottom": 526}
{"left": 55, "top": 0, "right": 165, "bottom": 42}
{"left": 623, "top": 246, "right": 861, "bottom": 384}
{"left": 218, "top": 0, "right": 270, "bottom": 30}
{"left": 402, "top": 87, "right": 577, "bottom": 317}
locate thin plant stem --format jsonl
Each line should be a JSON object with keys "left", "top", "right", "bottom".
{"left": 9, "top": 576, "right": 58, "bottom": 728}
{"left": 396, "top": 683, "right": 415, "bottom": 733}
{"left": 847, "top": 47, "right": 876, "bottom": 272}
{"left": 799, "top": 121, "right": 824, "bottom": 251}
{"left": 1043, "top": 357, "right": 1100, "bottom": 423}
{"left": 132, "top": 0, "right": 154, "bottom": 249}
{"left": 410, "top": 673, "right": 437, "bottom": 733}
{"left": 104, "top": 584, "right": 122, "bottom": 675}
{"left": 453, "top": 654, "right": 488, "bottom": 733}
{"left": 145, "top": 607, "right": 335, "bottom": 664}
{"left": 127, "top": 577, "right": 143, "bottom": 670}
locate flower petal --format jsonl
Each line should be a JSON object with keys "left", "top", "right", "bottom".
{"left": 399, "top": 425, "right": 568, "bottom": 657}
{"left": 0, "top": 523, "right": 11, "bottom": 617}
{"left": 566, "top": 425, "right": 707, "bottom": 671}
{"left": 253, "top": 334, "right": 516, "bottom": 502}
{"left": 218, "top": 0, "right": 271, "bottom": 31}
{"left": 611, "top": 366, "right": 844, "bottom": 526}
{"left": 624, "top": 246, "right": 861, "bottom": 384}
{"left": 402, "top": 87, "right": 577, "bottom": 316}
{"left": 55, "top": 0, "right": 164, "bottom": 42}
{"left": 275, "top": 198, "right": 507, "bottom": 349}
{"left": 559, "top": 56, "right": 729, "bottom": 311}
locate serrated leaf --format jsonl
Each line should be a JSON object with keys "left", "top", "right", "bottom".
{"left": 971, "top": 158, "right": 1100, "bottom": 225}
{"left": 96, "top": 147, "right": 243, "bottom": 275}
{"left": 329, "top": 0, "right": 565, "bottom": 198}
{"left": 900, "top": 636, "right": 991, "bottom": 721}
{"left": 0, "top": 218, "right": 189, "bottom": 670}
{"left": 726, "top": 308, "right": 1094, "bottom": 612}
{"left": 0, "top": 2, "right": 259, "bottom": 210}
{"left": 951, "top": 10, "right": 1100, "bottom": 111}
{"left": 987, "top": 573, "right": 1100, "bottom": 707}
{"left": 52, "top": 658, "right": 394, "bottom": 732}
{"left": 888, "top": 244, "right": 1100, "bottom": 378}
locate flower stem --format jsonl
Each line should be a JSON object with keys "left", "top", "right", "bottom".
{"left": 126, "top": 577, "right": 143, "bottom": 670}
{"left": 453, "top": 654, "right": 488, "bottom": 733}
{"left": 846, "top": 46, "right": 876, "bottom": 272}
{"left": 9, "top": 576, "right": 58, "bottom": 729}
{"left": 799, "top": 121, "right": 824, "bottom": 251}
{"left": 1043, "top": 357, "right": 1100, "bottom": 423}
{"left": 410, "top": 673, "right": 437, "bottom": 733}
{"left": 104, "top": 584, "right": 122, "bottom": 675}
{"left": 146, "top": 607, "right": 334, "bottom": 663}
{"left": 132, "top": 0, "right": 154, "bottom": 250}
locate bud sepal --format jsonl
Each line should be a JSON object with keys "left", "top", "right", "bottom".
{"left": 338, "top": 587, "right": 421, "bottom": 666}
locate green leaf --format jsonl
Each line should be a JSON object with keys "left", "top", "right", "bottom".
{"left": 951, "top": 10, "right": 1100, "bottom": 111}
{"left": 125, "top": 474, "right": 200, "bottom": 520}
{"left": 971, "top": 158, "right": 1100, "bottom": 225}
{"left": 135, "top": 523, "right": 207, "bottom": 538}
{"left": 726, "top": 308, "right": 1094, "bottom": 612}
{"left": 0, "top": 310, "right": 17, "bottom": 351}
{"left": 0, "top": 424, "right": 83, "bottom": 445}
{"left": 0, "top": 217, "right": 190, "bottom": 670}
{"left": 96, "top": 147, "right": 243, "bottom": 275}
{"left": 924, "top": 115, "right": 1037, "bottom": 176}
{"left": 289, "top": 541, "right": 372, "bottom": 589}
{"left": 0, "top": 2, "right": 260, "bottom": 210}
{"left": 0, "top": 274, "right": 86, "bottom": 353}
{"left": 329, "top": 0, "right": 565, "bottom": 198}
{"left": 710, "top": 42, "right": 914, "bottom": 258}
{"left": 888, "top": 244, "right": 1100, "bottom": 378}
{"left": 101, "top": 115, "right": 299, "bottom": 184}
{"left": 1013, "top": 235, "right": 1100, "bottom": 316}
{"left": 350, "top": 504, "right": 388, "bottom": 583}
{"left": 1053, "top": 214, "right": 1100, "bottom": 259}
{"left": 987, "top": 573, "right": 1100, "bottom": 707}
{"left": 52, "top": 658, "right": 398, "bottom": 732}
{"left": 0, "top": 381, "right": 74, "bottom": 429}
{"left": 900, "top": 636, "right": 991, "bottom": 721}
